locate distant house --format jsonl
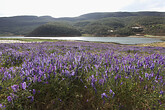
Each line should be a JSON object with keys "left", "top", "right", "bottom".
{"left": 131, "top": 26, "right": 143, "bottom": 29}
{"left": 131, "top": 26, "right": 143, "bottom": 32}
{"left": 108, "top": 30, "right": 114, "bottom": 33}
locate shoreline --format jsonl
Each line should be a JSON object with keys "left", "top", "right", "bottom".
{"left": 128, "top": 35, "right": 165, "bottom": 40}
{"left": 0, "top": 40, "right": 31, "bottom": 43}
{"left": 0, "top": 39, "right": 164, "bottom": 47}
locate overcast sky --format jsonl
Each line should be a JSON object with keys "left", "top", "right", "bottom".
{"left": 0, "top": 0, "right": 165, "bottom": 18}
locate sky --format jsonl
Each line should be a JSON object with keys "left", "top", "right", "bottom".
{"left": 0, "top": 0, "right": 165, "bottom": 18}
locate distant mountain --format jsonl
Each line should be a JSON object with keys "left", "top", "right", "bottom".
{"left": 61, "top": 11, "right": 165, "bottom": 21}
{"left": 0, "top": 16, "right": 56, "bottom": 36}
{"left": 0, "top": 12, "right": 165, "bottom": 36}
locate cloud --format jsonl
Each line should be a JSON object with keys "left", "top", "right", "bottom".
{"left": 0, "top": 0, "right": 134, "bottom": 17}
{"left": 122, "top": 0, "right": 165, "bottom": 12}
{"left": 0, "top": 0, "right": 164, "bottom": 17}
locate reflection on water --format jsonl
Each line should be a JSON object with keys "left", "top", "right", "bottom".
{"left": 0, "top": 36, "right": 163, "bottom": 44}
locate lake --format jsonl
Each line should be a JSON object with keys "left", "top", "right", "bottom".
{"left": 0, "top": 36, "right": 163, "bottom": 44}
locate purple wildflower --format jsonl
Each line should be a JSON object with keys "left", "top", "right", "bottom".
{"left": 28, "top": 96, "right": 34, "bottom": 102}
{"left": 101, "top": 93, "right": 108, "bottom": 99}
{"left": 160, "top": 91, "right": 164, "bottom": 95}
{"left": 33, "top": 75, "right": 37, "bottom": 82}
{"left": 109, "top": 89, "right": 113, "bottom": 94}
{"left": 11, "top": 85, "right": 19, "bottom": 92}
{"left": 109, "top": 89, "right": 115, "bottom": 98}
{"left": 21, "top": 82, "right": 26, "bottom": 90}
{"left": 7, "top": 96, "right": 12, "bottom": 102}
{"left": 145, "top": 73, "right": 148, "bottom": 78}
{"left": 99, "top": 79, "right": 104, "bottom": 85}
{"left": 71, "top": 71, "right": 75, "bottom": 76}
{"left": 115, "top": 74, "right": 121, "bottom": 80}
{"left": 0, "top": 104, "right": 2, "bottom": 108}
{"left": 44, "top": 74, "right": 47, "bottom": 80}
{"left": 0, "top": 104, "right": 5, "bottom": 109}
{"left": 58, "top": 98, "right": 62, "bottom": 102}
{"left": 115, "top": 75, "right": 118, "bottom": 80}
{"left": 33, "top": 89, "right": 36, "bottom": 95}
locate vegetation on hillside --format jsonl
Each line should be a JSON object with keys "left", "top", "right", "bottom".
{"left": 26, "top": 23, "right": 81, "bottom": 37}
{"left": 0, "top": 12, "right": 165, "bottom": 36}
{"left": 73, "top": 16, "right": 165, "bottom": 36}
{"left": 0, "top": 16, "right": 55, "bottom": 36}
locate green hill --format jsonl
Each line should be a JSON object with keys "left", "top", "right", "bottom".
{"left": 0, "top": 12, "right": 165, "bottom": 36}
{"left": 26, "top": 23, "right": 81, "bottom": 37}
{"left": 74, "top": 16, "right": 165, "bottom": 36}
{"left": 0, "top": 16, "right": 55, "bottom": 36}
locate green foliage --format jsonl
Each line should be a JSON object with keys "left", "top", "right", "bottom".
{"left": 0, "top": 16, "right": 55, "bottom": 36}
{"left": 26, "top": 23, "right": 81, "bottom": 37}
{"left": 0, "top": 52, "right": 24, "bottom": 68}
{"left": 0, "top": 12, "right": 165, "bottom": 36}
{"left": 73, "top": 15, "right": 165, "bottom": 36}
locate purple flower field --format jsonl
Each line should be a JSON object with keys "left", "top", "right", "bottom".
{"left": 0, "top": 41, "right": 164, "bottom": 109}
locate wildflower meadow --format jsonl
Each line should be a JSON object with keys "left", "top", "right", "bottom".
{"left": 0, "top": 41, "right": 164, "bottom": 110}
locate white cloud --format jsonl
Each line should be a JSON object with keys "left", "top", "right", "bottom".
{"left": 122, "top": 0, "right": 165, "bottom": 12}
{"left": 0, "top": 0, "right": 164, "bottom": 17}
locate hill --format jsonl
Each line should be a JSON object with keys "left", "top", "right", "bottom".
{"left": 74, "top": 16, "right": 165, "bottom": 36}
{"left": 0, "top": 12, "right": 165, "bottom": 36}
{"left": 26, "top": 23, "right": 81, "bottom": 37}
{"left": 58, "top": 12, "right": 165, "bottom": 21}
{"left": 0, "top": 16, "right": 55, "bottom": 36}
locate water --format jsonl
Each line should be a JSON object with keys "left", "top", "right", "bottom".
{"left": 0, "top": 36, "right": 163, "bottom": 44}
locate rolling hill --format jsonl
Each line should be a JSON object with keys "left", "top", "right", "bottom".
{"left": 0, "top": 12, "right": 165, "bottom": 36}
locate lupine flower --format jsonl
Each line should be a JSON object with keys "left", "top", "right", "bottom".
{"left": 160, "top": 91, "right": 164, "bottom": 95}
{"left": 99, "top": 79, "right": 104, "bottom": 85}
{"left": 115, "top": 75, "right": 118, "bottom": 80}
{"left": 145, "top": 73, "right": 148, "bottom": 78}
{"left": 58, "top": 98, "right": 62, "bottom": 102}
{"left": 21, "top": 82, "right": 26, "bottom": 90}
{"left": 7, "top": 96, "right": 12, "bottom": 102}
{"left": 28, "top": 96, "right": 34, "bottom": 102}
{"left": 0, "top": 104, "right": 5, "bottom": 109}
{"left": 71, "top": 71, "right": 75, "bottom": 76}
{"left": 44, "top": 74, "right": 47, "bottom": 80}
{"left": 109, "top": 89, "right": 113, "bottom": 94}
{"left": 101, "top": 93, "right": 108, "bottom": 104}
{"left": 101, "top": 93, "right": 108, "bottom": 99}
{"left": 0, "top": 104, "right": 2, "bottom": 108}
{"left": 33, "top": 89, "right": 36, "bottom": 95}
{"left": 33, "top": 75, "right": 37, "bottom": 82}
{"left": 11, "top": 85, "right": 19, "bottom": 92}
{"left": 109, "top": 89, "right": 115, "bottom": 98}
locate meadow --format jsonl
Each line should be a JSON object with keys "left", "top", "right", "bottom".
{"left": 0, "top": 41, "right": 164, "bottom": 110}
